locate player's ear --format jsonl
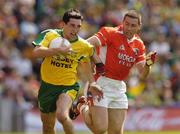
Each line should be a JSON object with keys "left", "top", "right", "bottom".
{"left": 59, "top": 20, "right": 65, "bottom": 28}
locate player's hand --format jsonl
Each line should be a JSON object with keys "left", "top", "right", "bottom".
{"left": 95, "top": 63, "right": 105, "bottom": 75}
{"left": 57, "top": 46, "right": 73, "bottom": 55}
{"left": 86, "top": 92, "right": 94, "bottom": 106}
{"left": 88, "top": 82, "right": 103, "bottom": 102}
{"left": 146, "top": 51, "right": 157, "bottom": 66}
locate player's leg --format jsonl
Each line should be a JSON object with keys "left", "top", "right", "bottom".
{"left": 76, "top": 96, "right": 108, "bottom": 134}
{"left": 40, "top": 112, "right": 56, "bottom": 134}
{"left": 68, "top": 81, "right": 94, "bottom": 129}
{"left": 79, "top": 103, "right": 95, "bottom": 132}
{"left": 107, "top": 92, "right": 128, "bottom": 134}
{"left": 69, "top": 95, "right": 96, "bottom": 132}
{"left": 82, "top": 76, "right": 109, "bottom": 134}
{"left": 94, "top": 76, "right": 128, "bottom": 134}
{"left": 56, "top": 93, "right": 74, "bottom": 134}
{"left": 78, "top": 81, "right": 108, "bottom": 134}
{"left": 89, "top": 106, "right": 108, "bottom": 134}
{"left": 38, "top": 81, "right": 57, "bottom": 134}
{"left": 108, "top": 108, "right": 127, "bottom": 134}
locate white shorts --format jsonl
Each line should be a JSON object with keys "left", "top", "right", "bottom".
{"left": 94, "top": 76, "right": 128, "bottom": 109}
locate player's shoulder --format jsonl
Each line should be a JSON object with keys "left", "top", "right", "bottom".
{"left": 75, "top": 36, "right": 94, "bottom": 57}
{"left": 41, "top": 29, "right": 62, "bottom": 36}
{"left": 77, "top": 37, "right": 94, "bottom": 54}
{"left": 133, "top": 35, "right": 144, "bottom": 44}
{"left": 133, "top": 35, "right": 145, "bottom": 50}
{"left": 78, "top": 36, "right": 92, "bottom": 46}
{"left": 99, "top": 26, "right": 117, "bottom": 33}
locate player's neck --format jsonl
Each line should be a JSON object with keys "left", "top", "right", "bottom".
{"left": 62, "top": 33, "right": 78, "bottom": 42}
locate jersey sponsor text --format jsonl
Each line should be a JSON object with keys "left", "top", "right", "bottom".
{"left": 51, "top": 60, "right": 72, "bottom": 68}
{"left": 118, "top": 53, "right": 135, "bottom": 62}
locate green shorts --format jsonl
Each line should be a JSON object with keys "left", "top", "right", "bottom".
{"left": 38, "top": 80, "right": 80, "bottom": 113}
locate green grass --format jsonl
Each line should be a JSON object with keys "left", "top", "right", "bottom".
{"left": 0, "top": 131, "right": 180, "bottom": 134}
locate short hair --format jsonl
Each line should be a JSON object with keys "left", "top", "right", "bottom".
{"left": 62, "top": 8, "right": 83, "bottom": 24}
{"left": 123, "top": 10, "right": 142, "bottom": 25}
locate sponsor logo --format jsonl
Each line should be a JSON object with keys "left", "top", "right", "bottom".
{"left": 51, "top": 60, "right": 72, "bottom": 68}
{"left": 119, "top": 45, "right": 125, "bottom": 50}
{"left": 132, "top": 48, "right": 139, "bottom": 56}
{"left": 118, "top": 53, "right": 135, "bottom": 62}
{"left": 51, "top": 55, "right": 74, "bottom": 68}
{"left": 118, "top": 53, "right": 136, "bottom": 67}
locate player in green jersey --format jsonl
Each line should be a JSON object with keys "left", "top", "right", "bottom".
{"left": 32, "top": 8, "right": 103, "bottom": 134}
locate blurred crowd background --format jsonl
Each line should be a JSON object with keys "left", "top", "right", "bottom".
{"left": 0, "top": 0, "right": 180, "bottom": 132}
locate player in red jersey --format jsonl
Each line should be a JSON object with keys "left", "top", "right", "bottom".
{"left": 74, "top": 10, "right": 157, "bottom": 134}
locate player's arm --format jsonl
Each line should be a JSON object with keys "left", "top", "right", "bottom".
{"left": 136, "top": 51, "right": 157, "bottom": 81}
{"left": 77, "top": 62, "right": 95, "bottom": 83}
{"left": 90, "top": 50, "right": 105, "bottom": 75}
{"left": 87, "top": 36, "right": 101, "bottom": 47}
{"left": 32, "top": 45, "right": 71, "bottom": 58}
{"left": 32, "top": 31, "right": 71, "bottom": 58}
{"left": 87, "top": 36, "right": 105, "bottom": 75}
{"left": 136, "top": 61, "right": 150, "bottom": 81}
{"left": 77, "top": 61, "right": 103, "bottom": 100}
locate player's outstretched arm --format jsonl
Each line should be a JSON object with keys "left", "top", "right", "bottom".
{"left": 87, "top": 36, "right": 101, "bottom": 47}
{"left": 137, "top": 51, "right": 157, "bottom": 81}
{"left": 87, "top": 36, "right": 105, "bottom": 75}
{"left": 77, "top": 62, "right": 103, "bottom": 100}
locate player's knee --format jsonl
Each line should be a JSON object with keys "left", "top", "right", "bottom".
{"left": 56, "top": 111, "right": 68, "bottom": 123}
{"left": 40, "top": 113, "right": 56, "bottom": 133}
{"left": 94, "top": 126, "right": 107, "bottom": 134}
{"left": 84, "top": 118, "right": 92, "bottom": 127}
{"left": 42, "top": 123, "right": 55, "bottom": 133}
{"left": 108, "top": 127, "right": 123, "bottom": 134}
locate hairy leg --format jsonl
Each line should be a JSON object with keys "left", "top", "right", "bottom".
{"left": 79, "top": 81, "right": 108, "bottom": 134}
{"left": 108, "top": 109, "right": 127, "bottom": 134}
{"left": 40, "top": 112, "right": 56, "bottom": 134}
{"left": 56, "top": 93, "right": 74, "bottom": 134}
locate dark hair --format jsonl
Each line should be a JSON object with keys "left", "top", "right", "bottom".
{"left": 123, "top": 10, "right": 142, "bottom": 25}
{"left": 62, "top": 8, "right": 83, "bottom": 24}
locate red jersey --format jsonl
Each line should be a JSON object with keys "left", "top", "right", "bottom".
{"left": 95, "top": 25, "right": 145, "bottom": 80}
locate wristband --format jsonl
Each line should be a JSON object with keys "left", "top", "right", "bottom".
{"left": 95, "top": 63, "right": 105, "bottom": 75}
{"left": 95, "top": 63, "right": 104, "bottom": 67}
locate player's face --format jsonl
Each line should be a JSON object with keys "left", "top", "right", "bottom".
{"left": 123, "top": 16, "right": 140, "bottom": 39}
{"left": 63, "top": 18, "right": 82, "bottom": 40}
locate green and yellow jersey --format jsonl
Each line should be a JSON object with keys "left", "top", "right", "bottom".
{"left": 33, "top": 29, "right": 94, "bottom": 86}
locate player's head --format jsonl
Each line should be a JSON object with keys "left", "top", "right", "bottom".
{"left": 122, "top": 10, "right": 142, "bottom": 39}
{"left": 62, "top": 8, "right": 83, "bottom": 40}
